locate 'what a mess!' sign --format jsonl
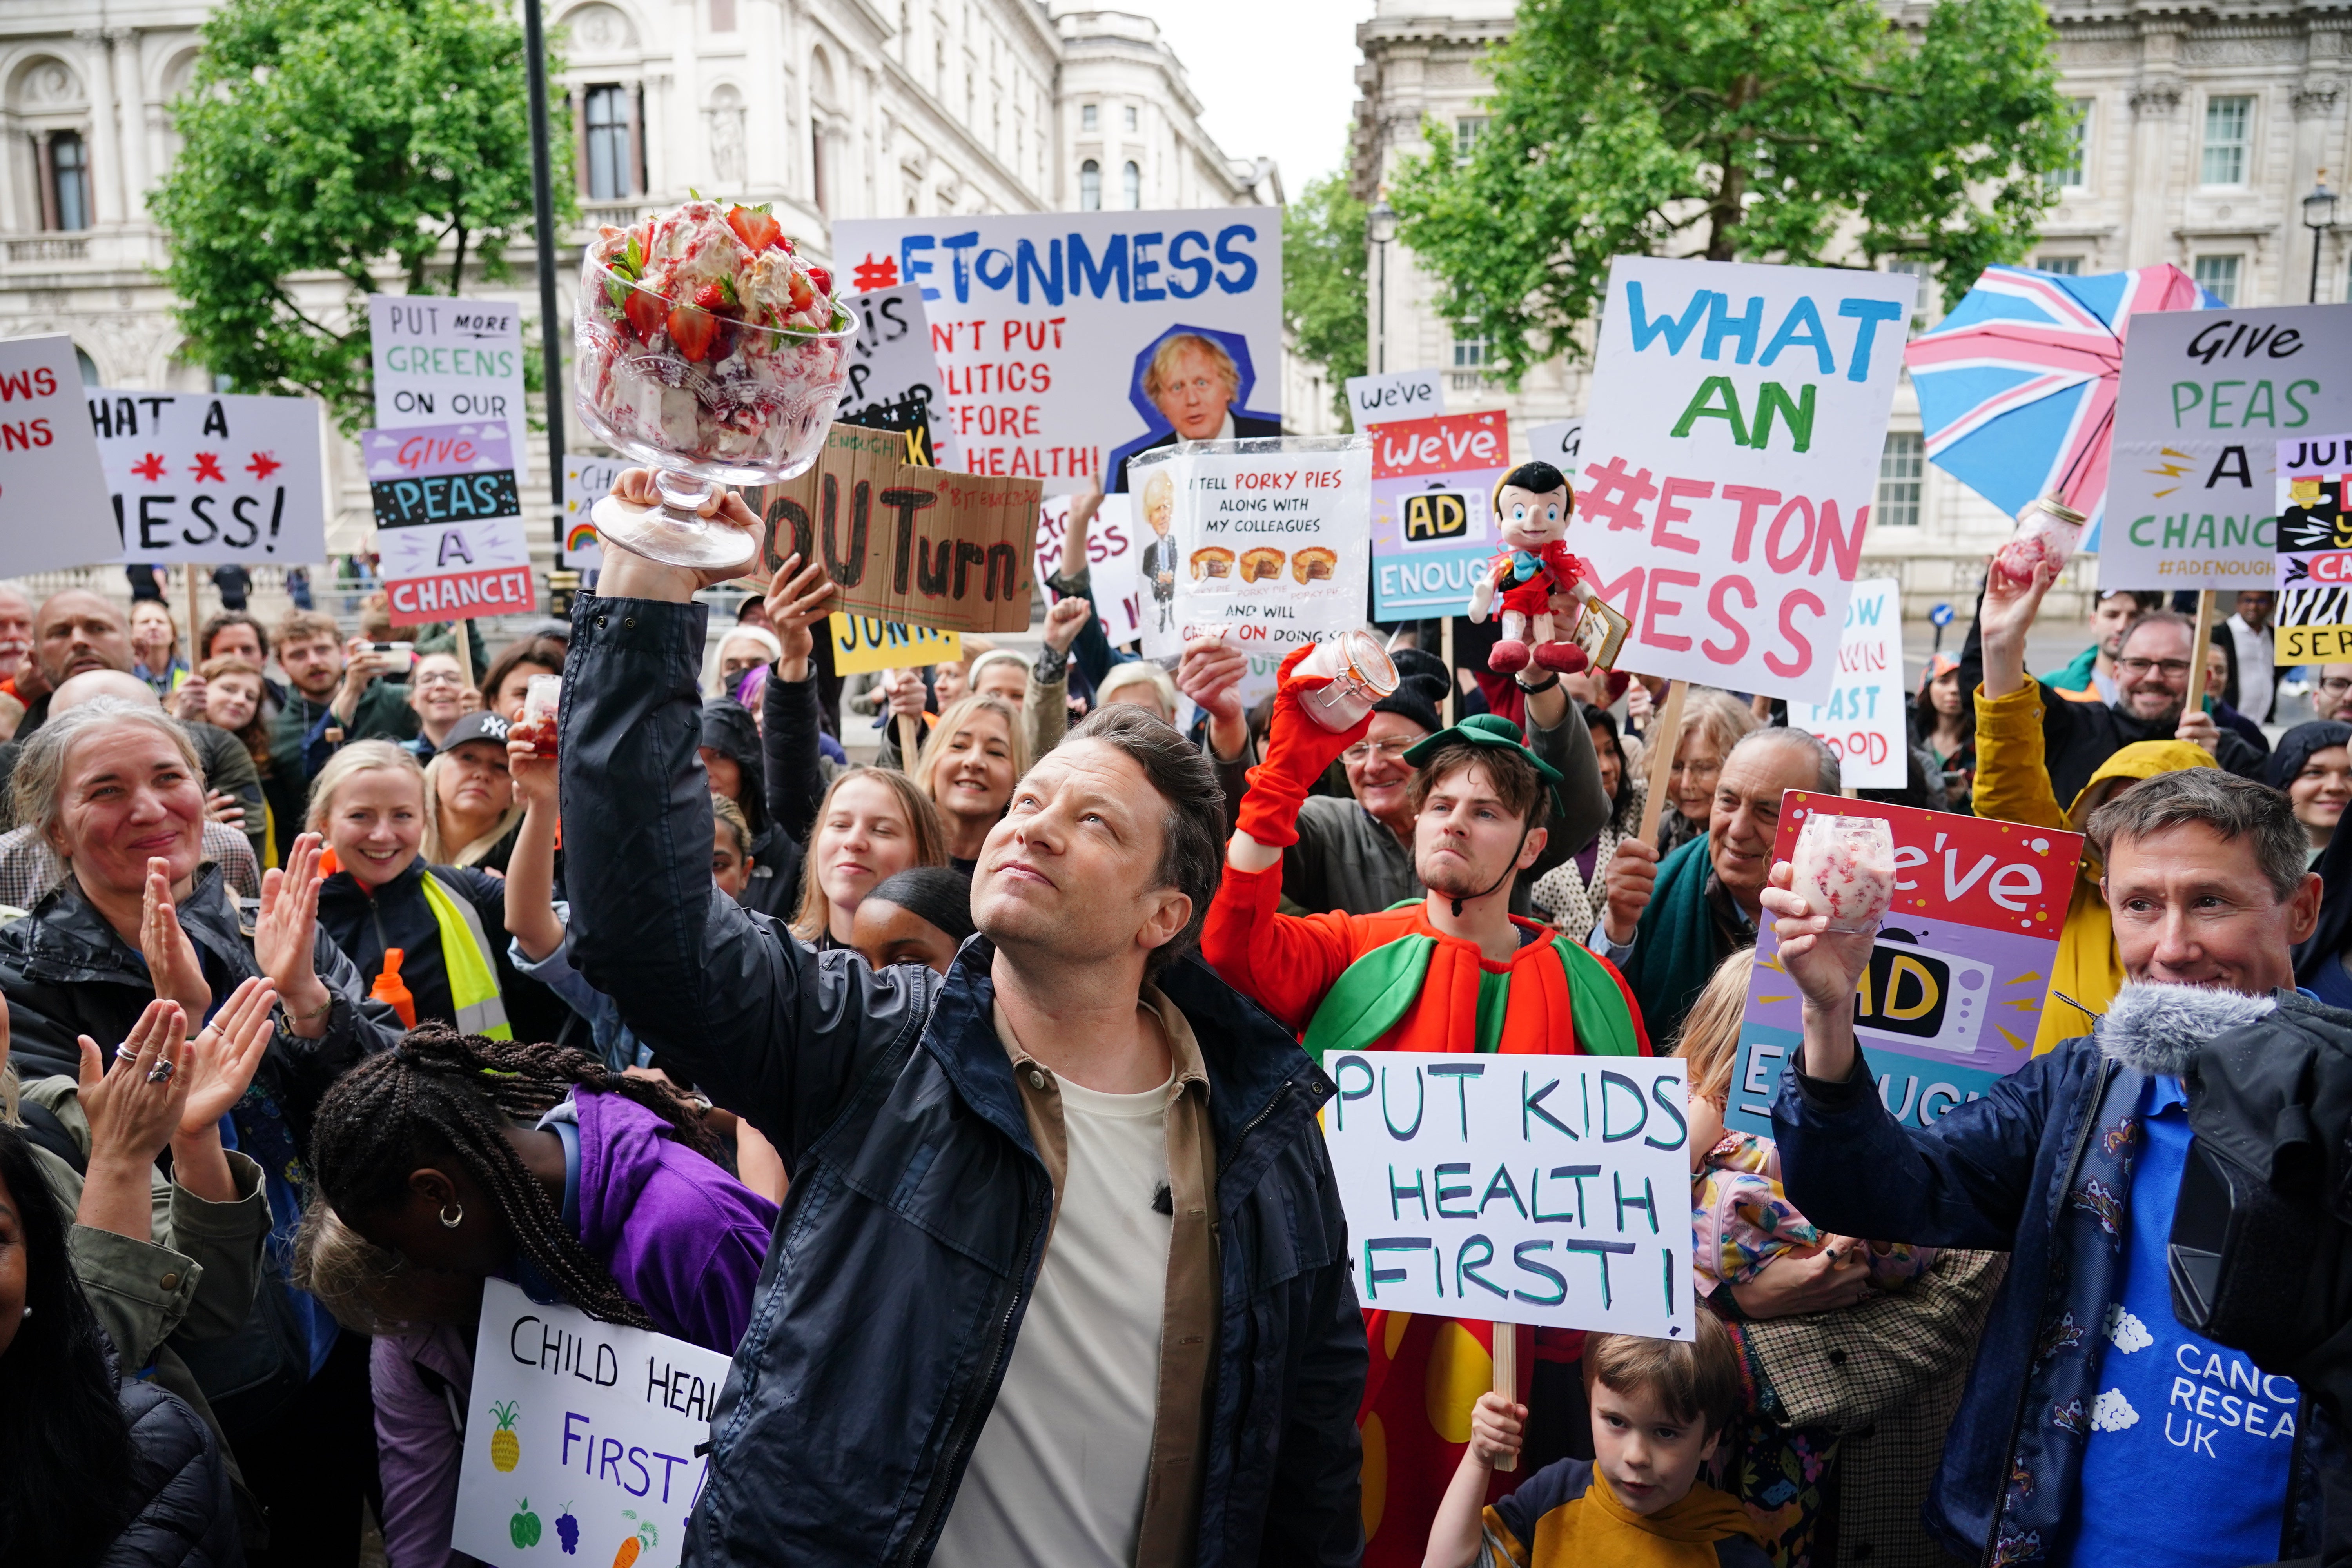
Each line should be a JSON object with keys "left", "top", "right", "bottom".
{"left": 452, "top": 1281, "right": 728, "bottom": 1568}
{"left": 1575, "top": 258, "right": 1916, "bottom": 704}
{"left": 90, "top": 391, "right": 327, "bottom": 566}
{"left": 1323, "top": 1051, "right": 1694, "bottom": 1340}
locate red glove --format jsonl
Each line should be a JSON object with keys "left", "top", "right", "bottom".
{"left": 1235, "top": 644, "right": 1373, "bottom": 849}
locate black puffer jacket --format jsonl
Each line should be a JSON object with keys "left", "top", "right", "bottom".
{"left": 108, "top": 1374, "right": 244, "bottom": 1567}
{"left": 561, "top": 595, "right": 1367, "bottom": 1567}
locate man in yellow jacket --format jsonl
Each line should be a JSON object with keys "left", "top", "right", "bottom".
{"left": 1974, "top": 552, "right": 2218, "bottom": 1049}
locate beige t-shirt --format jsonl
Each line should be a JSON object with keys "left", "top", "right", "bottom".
{"left": 929, "top": 1069, "right": 1176, "bottom": 1568}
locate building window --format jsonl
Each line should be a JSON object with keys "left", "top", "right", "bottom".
{"left": 1122, "top": 160, "right": 1140, "bottom": 210}
{"left": 2036, "top": 255, "right": 2083, "bottom": 276}
{"left": 1455, "top": 117, "right": 1486, "bottom": 161}
{"left": 2048, "top": 98, "right": 2091, "bottom": 192}
{"left": 708, "top": 0, "right": 735, "bottom": 28}
{"left": 1452, "top": 333, "right": 1488, "bottom": 370}
{"left": 584, "top": 85, "right": 632, "bottom": 200}
{"left": 1079, "top": 158, "right": 1101, "bottom": 211}
{"left": 2194, "top": 254, "right": 2242, "bottom": 305}
{"left": 1123, "top": 104, "right": 1138, "bottom": 132}
{"left": 1877, "top": 432, "right": 1924, "bottom": 528}
{"left": 1884, "top": 257, "right": 1932, "bottom": 325}
{"left": 2201, "top": 95, "right": 2253, "bottom": 187}
{"left": 49, "top": 131, "right": 90, "bottom": 232}
{"left": 1081, "top": 102, "right": 1098, "bottom": 131}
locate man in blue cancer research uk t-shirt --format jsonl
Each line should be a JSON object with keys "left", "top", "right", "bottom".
{"left": 2062, "top": 1074, "right": 2297, "bottom": 1567}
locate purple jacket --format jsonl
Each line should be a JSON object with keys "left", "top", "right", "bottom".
{"left": 575, "top": 1086, "right": 779, "bottom": 1354}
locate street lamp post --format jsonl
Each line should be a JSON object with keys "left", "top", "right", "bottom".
{"left": 524, "top": 0, "right": 566, "bottom": 535}
{"left": 1368, "top": 198, "right": 1397, "bottom": 375}
{"left": 2303, "top": 174, "right": 2337, "bottom": 305}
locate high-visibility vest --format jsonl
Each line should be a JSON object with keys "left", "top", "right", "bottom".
{"left": 418, "top": 871, "right": 512, "bottom": 1040}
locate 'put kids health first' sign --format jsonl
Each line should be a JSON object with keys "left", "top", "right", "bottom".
{"left": 1322, "top": 1051, "right": 1695, "bottom": 1341}
{"left": 1725, "top": 794, "right": 2083, "bottom": 1140}
{"left": 362, "top": 420, "right": 538, "bottom": 625}
{"left": 452, "top": 1280, "right": 728, "bottom": 1568}
{"left": 1575, "top": 258, "right": 1916, "bottom": 704}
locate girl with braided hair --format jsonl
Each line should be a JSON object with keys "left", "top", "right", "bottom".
{"left": 309, "top": 1024, "right": 776, "bottom": 1353}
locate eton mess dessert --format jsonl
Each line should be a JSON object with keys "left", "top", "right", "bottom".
{"left": 575, "top": 198, "right": 854, "bottom": 481}
{"left": 1992, "top": 497, "right": 2089, "bottom": 588}
{"left": 1790, "top": 812, "right": 1897, "bottom": 935}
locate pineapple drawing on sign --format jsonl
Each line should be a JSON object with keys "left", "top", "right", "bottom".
{"left": 490, "top": 1401, "right": 523, "bottom": 1471}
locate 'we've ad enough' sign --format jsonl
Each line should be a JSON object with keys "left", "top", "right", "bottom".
{"left": 1323, "top": 1052, "right": 1694, "bottom": 1340}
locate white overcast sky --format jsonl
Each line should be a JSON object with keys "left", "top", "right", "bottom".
{"left": 1109, "top": 0, "right": 1377, "bottom": 198}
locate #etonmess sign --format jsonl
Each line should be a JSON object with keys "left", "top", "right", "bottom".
{"left": 0, "top": 335, "right": 118, "bottom": 572}
{"left": 1371, "top": 409, "right": 1510, "bottom": 619}
{"left": 451, "top": 1280, "right": 728, "bottom": 1568}
{"left": 1322, "top": 1050, "right": 1694, "bottom": 1340}
{"left": 1725, "top": 793, "right": 2083, "bottom": 1138}
{"left": 2278, "top": 432, "right": 2352, "bottom": 662}
{"left": 830, "top": 210, "right": 1281, "bottom": 494}
{"left": 1788, "top": 577, "right": 1906, "bottom": 789}
{"left": 1574, "top": 258, "right": 1915, "bottom": 702}
{"left": 369, "top": 294, "right": 530, "bottom": 479}
{"left": 90, "top": 391, "right": 327, "bottom": 566}
{"left": 363, "top": 419, "right": 538, "bottom": 625}
{"left": 2103, "top": 305, "right": 2352, "bottom": 592}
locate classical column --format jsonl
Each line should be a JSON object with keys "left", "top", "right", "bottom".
{"left": 109, "top": 28, "right": 148, "bottom": 221}
{"left": 35, "top": 130, "right": 60, "bottom": 231}
{"left": 2125, "top": 80, "right": 2183, "bottom": 269}
{"left": 72, "top": 28, "right": 122, "bottom": 225}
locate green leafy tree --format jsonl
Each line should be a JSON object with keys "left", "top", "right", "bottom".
{"left": 152, "top": 0, "right": 573, "bottom": 432}
{"left": 1389, "top": 0, "right": 2075, "bottom": 386}
{"left": 1283, "top": 163, "right": 1370, "bottom": 428}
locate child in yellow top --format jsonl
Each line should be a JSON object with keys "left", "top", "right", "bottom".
{"left": 1422, "top": 1314, "right": 1769, "bottom": 1568}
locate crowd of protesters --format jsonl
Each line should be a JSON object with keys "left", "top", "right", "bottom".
{"left": 0, "top": 476, "right": 2344, "bottom": 1568}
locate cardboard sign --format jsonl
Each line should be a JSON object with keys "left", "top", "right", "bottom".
{"left": 1371, "top": 409, "right": 1510, "bottom": 618}
{"left": 831, "top": 210, "right": 1281, "bottom": 495}
{"left": 1726, "top": 793, "right": 2082, "bottom": 1138}
{"left": 362, "top": 419, "right": 539, "bottom": 625}
{"left": 1322, "top": 1050, "right": 1695, "bottom": 1340}
{"left": 2103, "top": 305, "right": 2352, "bottom": 591}
{"left": 742, "top": 423, "right": 1040, "bottom": 635}
{"left": 1344, "top": 368, "right": 1445, "bottom": 429}
{"left": 450, "top": 1280, "right": 726, "bottom": 1568}
{"left": 0, "top": 336, "right": 119, "bottom": 572}
{"left": 1523, "top": 417, "right": 1585, "bottom": 474}
{"left": 369, "top": 295, "right": 530, "bottom": 479}
{"left": 2278, "top": 432, "right": 2352, "bottom": 662}
{"left": 1137, "top": 438, "right": 1371, "bottom": 659}
{"left": 1573, "top": 258, "right": 1915, "bottom": 703}
{"left": 837, "top": 283, "right": 960, "bottom": 470}
{"left": 827, "top": 613, "right": 962, "bottom": 674}
{"left": 558, "top": 454, "right": 625, "bottom": 572}
{"left": 1035, "top": 493, "right": 1142, "bottom": 643}
{"left": 1789, "top": 578, "right": 1906, "bottom": 788}
{"left": 89, "top": 390, "right": 327, "bottom": 566}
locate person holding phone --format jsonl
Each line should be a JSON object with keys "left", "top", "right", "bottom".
{"left": 269, "top": 612, "right": 421, "bottom": 806}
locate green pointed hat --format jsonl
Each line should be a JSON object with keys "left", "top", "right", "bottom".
{"left": 1401, "top": 711, "right": 1569, "bottom": 818}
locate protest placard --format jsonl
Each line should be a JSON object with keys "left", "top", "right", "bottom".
{"left": 1789, "top": 577, "right": 1906, "bottom": 788}
{"left": 1724, "top": 793, "right": 2082, "bottom": 1138}
{"left": 362, "top": 419, "right": 538, "bottom": 626}
{"left": 1523, "top": 417, "right": 1585, "bottom": 473}
{"left": 830, "top": 210, "right": 1281, "bottom": 495}
{"left": 1035, "top": 493, "right": 1142, "bottom": 642}
{"left": 1137, "top": 437, "right": 1371, "bottom": 660}
{"left": 837, "top": 283, "right": 960, "bottom": 470}
{"left": 1321, "top": 1050, "right": 1693, "bottom": 1340}
{"left": 369, "top": 295, "right": 530, "bottom": 479}
{"left": 2278, "top": 432, "right": 2352, "bottom": 662}
{"left": 2103, "top": 305, "right": 2352, "bottom": 592}
{"left": 1371, "top": 409, "right": 1509, "bottom": 618}
{"left": 827, "top": 614, "right": 962, "bottom": 674}
{"left": 450, "top": 1280, "right": 725, "bottom": 1568}
{"left": 89, "top": 391, "right": 326, "bottom": 566}
{"left": 0, "top": 335, "right": 118, "bottom": 572}
{"left": 1573, "top": 258, "right": 1916, "bottom": 703}
{"left": 558, "top": 453, "right": 625, "bottom": 571}
{"left": 742, "top": 423, "right": 1040, "bottom": 635}
{"left": 1344, "top": 368, "right": 1444, "bottom": 429}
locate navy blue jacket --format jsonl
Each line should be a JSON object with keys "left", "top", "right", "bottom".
{"left": 557, "top": 594, "right": 1367, "bottom": 1567}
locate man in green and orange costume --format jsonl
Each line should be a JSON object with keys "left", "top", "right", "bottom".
{"left": 1202, "top": 644, "right": 1647, "bottom": 1567}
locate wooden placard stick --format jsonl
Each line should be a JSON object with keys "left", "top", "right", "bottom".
{"left": 2183, "top": 589, "right": 2218, "bottom": 717}
{"left": 1490, "top": 1322, "right": 1520, "bottom": 1472}
{"left": 452, "top": 617, "right": 475, "bottom": 691}
{"left": 1635, "top": 679, "right": 1689, "bottom": 843}
{"left": 184, "top": 564, "right": 202, "bottom": 666}
{"left": 897, "top": 713, "right": 921, "bottom": 771}
{"left": 1441, "top": 617, "right": 1457, "bottom": 726}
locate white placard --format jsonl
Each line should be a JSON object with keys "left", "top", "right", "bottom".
{"left": 0, "top": 336, "right": 120, "bottom": 572}
{"left": 559, "top": 453, "right": 624, "bottom": 571}
{"left": 451, "top": 1280, "right": 726, "bottom": 1568}
{"left": 1524, "top": 417, "right": 1586, "bottom": 472}
{"left": 1035, "top": 493, "right": 1142, "bottom": 642}
{"left": 1574, "top": 257, "right": 1916, "bottom": 704}
{"left": 1790, "top": 577, "right": 1906, "bottom": 788}
{"left": 1323, "top": 1050, "right": 1694, "bottom": 1340}
{"left": 2102, "top": 304, "right": 2352, "bottom": 591}
{"left": 838, "top": 283, "right": 961, "bottom": 470}
{"left": 89, "top": 390, "right": 327, "bottom": 566}
{"left": 1344, "top": 368, "right": 1445, "bottom": 429}
{"left": 368, "top": 295, "right": 530, "bottom": 480}
{"left": 831, "top": 210, "right": 1281, "bottom": 495}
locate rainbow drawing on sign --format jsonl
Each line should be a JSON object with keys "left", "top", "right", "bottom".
{"left": 566, "top": 521, "right": 601, "bottom": 554}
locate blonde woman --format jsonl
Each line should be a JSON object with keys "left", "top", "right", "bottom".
{"left": 789, "top": 769, "right": 948, "bottom": 949}
{"left": 909, "top": 693, "right": 1028, "bottom": 871}
{"left": 420, "top": 711, "right": 525, "bottom": 870}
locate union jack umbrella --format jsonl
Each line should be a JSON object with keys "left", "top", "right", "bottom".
{"left": 1903, "top": 264, "right": 2217, "bottom": 541}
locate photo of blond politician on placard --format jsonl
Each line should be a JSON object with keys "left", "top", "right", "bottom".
{"left": 1110, "top": 325, "right": 1283, "bottom": 492}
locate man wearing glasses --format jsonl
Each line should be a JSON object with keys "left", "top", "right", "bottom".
{"left": 2311, "top": 665, "right": 2352, "bottom": 724}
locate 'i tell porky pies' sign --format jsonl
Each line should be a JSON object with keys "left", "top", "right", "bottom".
{"left": 1574, "top": 257, "right": 1916, "bottom": 704}
{"left": 1322, "top": 1051, "right": 1694, "bottom": 1341}
{"left": 363, "top": 420, "right": 538, "bottom": 625}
